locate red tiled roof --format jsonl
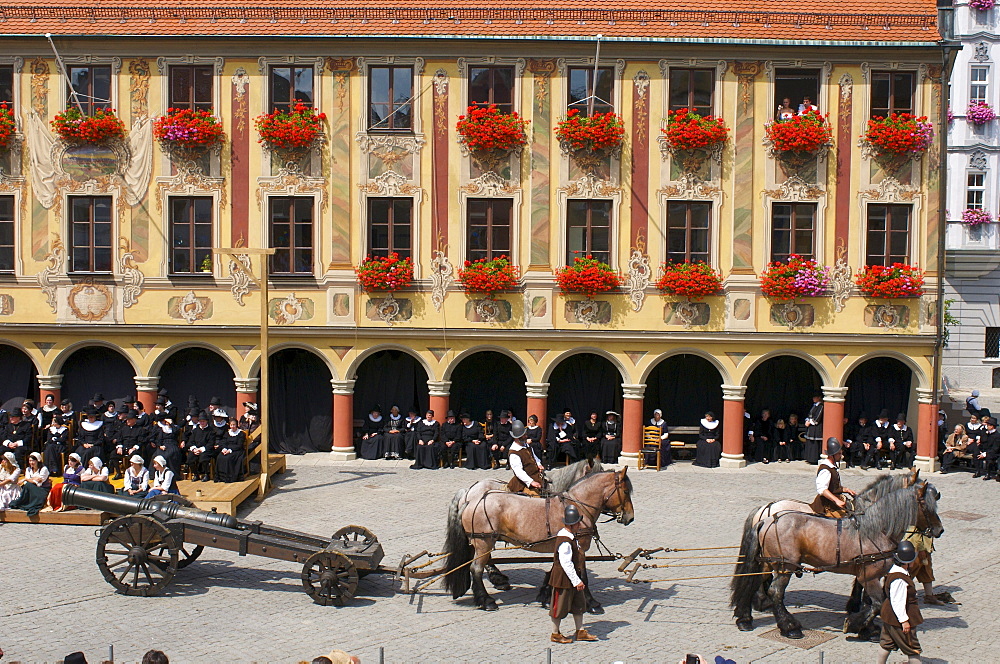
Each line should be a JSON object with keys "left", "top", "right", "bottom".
{"left": 0, "top": 1, "right": 942, "bottom": 42}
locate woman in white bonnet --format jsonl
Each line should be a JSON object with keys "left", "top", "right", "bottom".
{"left": 147, "top": 455, "right": 178, "bottom": 497}
{"left": 81, "top": 456, "right": 114, "bottom": 494}
{"left": 0, "top": 451, "right": 21, "bottom": 510}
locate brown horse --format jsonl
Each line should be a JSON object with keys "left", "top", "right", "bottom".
{"left": 731, "top": 481, "right": 943, "bottom": 638}
{"left": 442, "top": 467, "right": 634, "bottom": 610}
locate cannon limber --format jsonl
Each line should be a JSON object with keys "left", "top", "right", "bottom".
{"left": 63, "top": 485, "right": 385, "bottom": 606}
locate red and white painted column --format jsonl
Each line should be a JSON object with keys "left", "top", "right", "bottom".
{"left": 234, "top": 378, "right": 259, "bottom": 418}
{"left": 525, "top": 382, "right": 549, "bottom": 445}
{"left": 330, "top": 379, "right": 357, "bottom": 461}
{"left": 915, "top": 387, "right": 940, "bottom": 472}
{"left": 37, "top": 374, "right": 63, "bottom": 405}
{"left": 821, "top": 386, "right": 848, "bottom": 459}
{"left": 427, "top": 380, "right": 451, "bottom": 420}
{"left": 621, "top": 383, "right": 645, "bottom": 467}
{"left": 721, "top": 384, "right": 747, "bottom": 468}
{"left": 134, "top": 376, "right": 159, "bottom": 415}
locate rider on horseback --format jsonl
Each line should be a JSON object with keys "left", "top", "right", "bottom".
{"left": 506, "top": 420, "right": 546, "bottom": 497}
{"left": 809, "top": 437, "right": 857, "bottom": 517}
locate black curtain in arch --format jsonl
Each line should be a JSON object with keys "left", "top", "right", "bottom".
{"left": 844, "top": 357, "right": 913, "bottom": 423}
{"left": 546, "top": 353, "right": 623, "bottom": 422}
{"left": 449, "top": 351, "right": 527, "bottom": 421}
{"left": 61, "top": 346, "right": 136, "bottom": 409}
{"left": 644, "top": 354, "right": 724, "bottom": 426}
{"left": 744, "top": 356, "right": 822, "bottom": 423}
{"left": 353, "top": 350, "right": 429, "bottom": 420}
{"left": 266, "top": 348, "right": 333, "bottom": 454}
{"left": 159, "top": 348, "right": 236, "bottom": 415}
{"left": 0, "top": 344, "right": 38, "bottom": 403}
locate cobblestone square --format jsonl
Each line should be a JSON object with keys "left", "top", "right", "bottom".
{"left": 1, "top": 458, "right": 994, "bottom": 663}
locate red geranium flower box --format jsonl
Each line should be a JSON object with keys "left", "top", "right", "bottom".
{"left": 154, "top": 108, "right": 224, "bottom": 150}
{"left": 51, "top": 107, "right": 126, "bottom": 144}
{"left": 458, "top": 256, "right": 520, "bottom": 299}
{"left": 555, "top": 256, "right": 621, "bottom": 299}
{"left": 662, "top": 108, "right": 729, "bottom": 152}
{"left": 255, "top": 102, "right": 326, "bottom": 152}
{"left": 760, "top": 254, "right": 830, "bottom": 300}
{"left": 863, "top": 113, "right": 933, "bottom": 156}
{"left": 456, "top": 104, "right": 529, "bottom": 154}
{"left": 555, "top": 109, "right": 626, "bottom": 153}
{"left": 855, "top": 263, "right": 924, "bottom": 299}
{"left": 0, "top": 103, "right": 15, "bottom": 150}
{"left": 356, "top": 253, "right": 414, "bottom": 293}
{"left": 764, "top": 111, "right": 833, "bottom": 154}
{"left": 656, "top": 261, "right": 723, "bottom": 301}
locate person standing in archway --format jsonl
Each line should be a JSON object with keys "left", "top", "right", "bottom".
{"left": 803, "top": 393, "right": 824, "bottom": 464}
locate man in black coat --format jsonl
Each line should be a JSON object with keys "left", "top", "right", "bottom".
{"left": 846, "top": 413, "right": 873, "bottom": 469}
{"left": 1, "top": 410, "right": 35, "bottom": 467}
{"left": 440, "top": 410, "right": 463, "bottom": 469}
{"left": 978, "top": 417, "right": 1000, "bottom": 480}
{"left": 870, "top": 409, "right": 893, "bottom": 470}
{"left": 109, "top": 410, "right": 150, "bottom": 479}
{"left": 889, "top": 413, "right": 915, "bottom": 470}
{"left": 185, "top": 411, "right": 216, "bottom": 481}
{"left": 492, "top": 410, "right": 514, "bottom": 467}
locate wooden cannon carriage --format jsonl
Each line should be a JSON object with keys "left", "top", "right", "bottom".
{"left": 63, "top": 486, "right": 384, "bottom": 606}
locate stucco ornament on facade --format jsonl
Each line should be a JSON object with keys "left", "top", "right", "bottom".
{"left": 178, "top": 290, "right": 207, "bottom": 325}
{"left": 873, "top": 303, "right": 905, "bottom": 329}
{"left": 36, "top": 234, "right": 65, "bottom": 313}
{"left": 273, "top": 293, "right": 304, "bottom": 325}
{"left": 67, "top": 279, "right": 113, "bottom": 322}
{"left": 474, "top": 298, "right": 503, "bottom": 324}
{"left": 356, "top": 133, "right": 425, "bottom": 170}
{"left": 829, "top": 243, "right": 853, "bottom": 314}
{"left": 257, "top": 163, "right": 328, "bottom": 210}
{"left": 857, "top": 176, "right": 920, "bottom": 206}
{"left": 970, "top": 150, "right": 989, "bottom": 171}
{"left": 228, "top": 251, "right": 253, "bottom": 306}
{"left": 659, "top": 171, "right": 722, "bottom": 200}
{"left": 359, "top": 170, "right": 420, "bottom": 197}
{"left": 373, "top": 293, "right": 402, "bottom": 326}
{"left": 429, "top": 249, "right": 454, "bottom": 312}
{"left": 774, "top": 301, "right": 807, "bottom": 330}
{"left": 231, "top": 67, "right": 250, "bottom": 133}
{"left": 574, "top": 300, "right": 601, "bottom": 328}
{"left": 625, "top": 235, "right": 651, "bottom": 313}
{"left": 117, "top": 237, "right": 145, "bottom": 308}
{"left": 156, "top": 158, "right": 227, "bottom": 211}
{"left": 459, "top": 171, "right": 519, "bottom": 197}
{"left": 558, "top": 172, "right": 621, "bottom": 198}
{"left": 762, "top": 174, "right": 825, "bottom": 201}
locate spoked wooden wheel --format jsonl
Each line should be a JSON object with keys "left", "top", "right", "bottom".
{"left": 176, "top": 543, "right": 204, "bottom": 569}
{"left": 332, "top": 525, "right": 378, "bottom": 549}
{"left": 301, "top": 550, "right": 358, "bottom": 606}
{"left": 96, "top": 515, "right": 179, "bottom": 596}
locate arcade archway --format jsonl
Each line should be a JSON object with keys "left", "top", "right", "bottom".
{"left": 744, "top": 355, "right": 822, "bottom": 423}
{"left": 60, "top": 345, "right": 136, "bottom": 408}
{"left": 547, "top": 352, "right": 623, "bottom": 422}
{"left": 845, "top": 356, "right": 915, "bottom": 423}
{"left": 265, "top": 347, "right": 333, "bottom": 454}
{"left": 353, "top": 349, "right": 429, "bottom": 420}
{"left": 449, "top": 351, "right": 527, "bottom": 420}
{"left": 0, "top": 343, "right": 38, "bottom": 406}
{"left": 159, "top": 347, "right": 236, "bottom": 415}
{"left": 645, "top": 354, "right": 724, "bottom": 426}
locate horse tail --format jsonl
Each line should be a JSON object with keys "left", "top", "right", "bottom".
{"left": 443, "top": 486, "right": 473, "bottom": 599}
{"left": 730, "top": 508, "right": 764, "bottom": 617}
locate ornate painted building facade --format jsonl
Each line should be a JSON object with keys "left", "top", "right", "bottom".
{"left": 0, "top": 1, "right": 951, "bottom": 468}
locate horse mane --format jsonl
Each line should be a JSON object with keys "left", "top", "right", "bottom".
{"left": 565, "top": 468, "right": 633, "bottom": 495}
{"left": 547, "top": 459, "right": 601, "bottom": 493}
{"left": 853, "top": 473, "right": 910, "bottom": 511}
{"left": 849, "top": 484, "right": 919, "bottom": 541}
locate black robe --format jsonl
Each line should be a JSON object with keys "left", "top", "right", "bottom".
{"left": 215, "top": 429, "right": 246, "bottom": 482}
{"left": 751, "top": 416, "right": 774, "bottom": 463}
{"left": 440, "top": 419, "right": 463, "bottom": 466}
{"left": 75, "top": 420, "right": 107, "bottom": 467}
{"left": 694, "top": 419, "right": 721, "bottom": 468}
{"left": 524, "top": 425, "right": 545, "bottom": 467}
{"left": 581, "top": 420, "right": 602, "bottom": 459}
{"left": 42, "top": 425, "right": 70, "bottom": 475}
{"left": 803, "top": 401, "right": 824, "bottom": 464}
{"left": 461, "top": 422, "right": 489, "bottom": 470}
{"left": 600, "top": 419, "right": 622, "bottom": 464}
{"left": 359, "top": 415, "right": 385, "bottom": 460}
{"left": 551, "top": 424, "right": 578, "bottom": 463}
{"left": 412, "top": 419, "right": 440, "bottom": 469}
{"left": 382, "top": 414, "right": 406, "bottom": 458}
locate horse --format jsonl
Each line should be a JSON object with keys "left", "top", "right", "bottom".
{"left": 731, "top": 481, "right": 943, "bottom": 639}
{"left": 442, "top": 468, "right": 634, "bottom": 611}
{"left": 458, "top": 458, "right": 602, "bottom": 593}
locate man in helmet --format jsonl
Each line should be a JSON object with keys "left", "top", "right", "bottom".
{"left": 548, "top": 503, "right": 599, "bottom": 644}
{"left": 877, "top": 541, "right": 925, "bottom": 664}
{"left": 808, "top": 437, "right": 857, "bottom": 517}
{"left": 506, "top": 420, "right": 546, "bottom": 497}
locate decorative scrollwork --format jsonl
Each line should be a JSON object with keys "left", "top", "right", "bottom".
{"left": 37, "top": 234, "right": 65, "bottom": 313}
{"left": 829, "top": 243, "right": 853, "bottom": 313}
{"left": 558, "top": 172, "right": 621, "bottom": 198}
{"left": 857, "top": 176, "right": 920, "bottom": 206}
{"left": 273, "top": 292, "right": 304, "bottom": 325}
{"left": 873, "top": 304, "right": 904, "bottom": 329}
{"left": 660, "top": 171, "right": 723, "bottom": 201}
{"left": 67, "top": 278, "right": 113, "bottom": 322}
{"left": 474, "top": 298, "right": 502, "bottom": 323}
{"left": 625, "top": 246, "right": 651, "bottom": 313}
{"left": 118, "top": 237, "right": 144, "bottom": 308}
{"left": 674, "top": 301, "right": 699, "bottom": 329}
{"left": 228, "top": 252, "right": 253, "bottom": 306}
{"left": 775, "top": 301, "right": 805, "bottom": 330}
{"left": 374, "top": 294, "right": 401, "bottom": 326}
{"left": 459, "top": 171, "right": 519, "bottom": 197}
{"left": 430, "top": 249, "right": 454, "bottom": 312}
{"left": 574, "top": 300, "right": 601, "bottom": 329}
{"left": 762, "top": 174, "right": 825, "bottom": 201}
{"left": 178, "top": 290, "right": 206, "bottom": 325}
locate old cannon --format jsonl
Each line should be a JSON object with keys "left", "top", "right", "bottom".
{"left": 63, "top": 486, "right": 384, "bottom": 606}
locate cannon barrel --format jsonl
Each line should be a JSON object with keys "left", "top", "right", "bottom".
{"left": 63, "top": 485, "right": 240, "bottom": 529}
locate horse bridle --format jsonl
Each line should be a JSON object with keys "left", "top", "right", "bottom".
{"left": 914, "top": 481, "right": 940, "bottom": 538}
{"left": 564, "top": 472, "right": 630, "bottom": 524}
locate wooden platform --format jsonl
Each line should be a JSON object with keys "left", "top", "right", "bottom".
{"left": 0, "top": 509, "right": 110, "bottom": 525}
{"left": 178, "top": 454, "right": 286, "bottom": 516}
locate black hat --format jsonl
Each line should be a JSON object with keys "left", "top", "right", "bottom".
{"left": 858, "top": 412, "right": 868, "bottom": 420}
{"left": 155, "top": 396, "right": 167, "bottom": 405}
{"left": 53, "top": 415, "right": 64, "bottom": 425}
{"left": 158, "top": 388, "right": 169, "bottom": 396}
{"left": 83, "top": 406, "right": 98, "bottom": 416}
{"left": 210, "top": 396, "right": 222, "bottom": 406}
{"left": 61, "top": 398, "right": 71, "bottom": 405}
{"left": 8, "top": 410, "right": 21, "bottom": 419}
{"left": 878, "top": 409, "right": 890, "bottom": 419}
{"left": 460, "top": 412, "right": 471, "bottom": 420}
{"left": 116, "top": 404, "right": 129, "bottom": 414}
{"left": 552, "top": 415, "right": 566, "bottom": 425}
{"left": 198, "top": 410, "right": 210, "bottom": 421}
{"left": 126, "top": 409, "right": 139, "bottom": 419}
{"left": 446, "top": 409, "right": 456, "bottom": 418}
{"left": 92, "top": 393, "right": 105, "bottom": 401}
{"left": 371, "top": 404, "right": 382, "bottom": 413}
{"left": 896, "top": 413, "right": 907, "bottom": 422}
{"left": 606, "top": 410, "right": 620, "bottom": 417}
{"left": 186, "top": 407, "right": 199, "bottom": 417}
{"left": 243, "top": 401, "right": 258, "bottom": 413}
{"left": 188, "top": 395, "right": 198, "bottom": 405}
{"left": 500, "top": 409, "right": 511, "bottom": 418}
{"left": 426, "top": 409, "right": 434, "bottom": 416}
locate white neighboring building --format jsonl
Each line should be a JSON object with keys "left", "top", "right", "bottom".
{"left": 943, "top": 0, "right": 1000, "bottom": 408}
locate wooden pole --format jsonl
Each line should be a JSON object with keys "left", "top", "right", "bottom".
{"left": 258, "top": 250, "right": 269, "bottom": 498}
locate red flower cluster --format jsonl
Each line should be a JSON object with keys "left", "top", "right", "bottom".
{"left": 355, "top": 253, "right": 414, "bottom": 293}
{"left": 555, "top": 256, "right": 621, "bottom": 299}
{"left": 765, "top": 111, "right": 833, "bottom": 153}
{"left": 456, "top": 105, "right": 529, "bottom": 153}
{"left": 662, "top": 108, "right": 729, "bottom": 152}
{"left": 555, "top": 109, "right": 625, "bottom": 153}
{"left": 863, "top": 113, "right": 934, "bottom": 156}
{"left": 51, "top": 107, "right": 126, "bottom": 144}
{"left": 855, "top": 263, "right": 924, "bottom": 299}
{"left": 458, "top": 255, "right": 520, "bottom": 299}
{"left": 0, "top": 103, "right": 15, "bottom": 150}
{"left": 255, "top": 102, "right": 326, "bottom": 151}
{"left": 153, "top": 108, "right": 224, "bottom": 150}
{"left": 655, "top": 261, "right": 723, "bottom": 301}
{"left": 759, "top": 254, "right": 830, "bottom": 300}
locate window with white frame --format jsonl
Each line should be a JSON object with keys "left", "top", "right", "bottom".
{"left": 968, "top": 172, "right": 986, "bottom": 210}
{"left": 971, "top": 66, "right": 989, "bottom": 105}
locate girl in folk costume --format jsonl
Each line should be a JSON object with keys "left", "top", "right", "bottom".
{"left": 359, "top": 405, "right": 385, "bottom": 460}
{"left": 803, "top": 393, "right": 824, "bottom": 464}
{"left": 147, "top": 455, "right": 178, "bottom": 497}
{"left": 0, "top": 451, "right": 21, "bottom": 510}
{"left": 648, "top": 409, "right": 671, "bottom": 467}
{"left": 581, "top": 412, "right": 602, "bottom": 460}
{"left": 120, "top": 455, "right": 149, "bottom": 498}
{"left": 601, "top": 411, "right": 622, "bottom": 464}
{"left": 460, "top": 413, "right": 489, "bottom": 470}
{"left": 411, "top": 410, "right": 441, "bottom": 470}
{"left": 81, "top": 457, "right": 114, "bottom": 493}
{"left": 43, "top": 415, "right": 69, "bottom": 476}
{"left": 216, "top": 418, "right": 246, "bottom": 483}
{"left": 9, "top": 452, "right": 52, "bottom": 515}
{"left": 382, "top": 405, "right": 406, "bottom": 460}
{"left": 48, "top": 451, "right": 84, "bottom": 511}
{"left": 890, "top": 413, "right": 915, "bottom": 470}
{"left": 694, "top": 411, "right": 721, "bottom": 468}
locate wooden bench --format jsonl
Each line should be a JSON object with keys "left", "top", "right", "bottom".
{"left": 0, "top": 509, "right": 111, "bottom": 526}
{"left": 178, "top": 454, "right": 286, "bottom": 516}
{"left": 667, "top": 425, "right": 700, "bottom": 459}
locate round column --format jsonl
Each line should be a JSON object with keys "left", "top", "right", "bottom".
{"left": 427, "top": 380, "right": 451, "bottom": 420}
{"left": 37, "top": 374, "right": 63, "bottom": 406}
{"left": 331, "top": 379, "right": 357, "bottom": 461}
{"left": 821, "top": 386, "right": 848, "bottom": 460}
{"left": 134, "top": 376, "right": 159, "bottom": 414}
{"left": 620, "top": 383, "right": 645, "bottom": 467}
{"left": 721, "top": 384, "right": 747, "bottom": 469}
{"left": 915, "top": 387, "right": 939, "bottom": 473}
{"left": 525, "top": 382, "right": 549, "bottom": 444}
{"left": 234, "top": 377, "right": 259, "bottom": 417}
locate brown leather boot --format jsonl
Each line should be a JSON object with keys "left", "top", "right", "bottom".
{"left": 575, "top": 629, "right": 599, "bottom": 642}
{"left": 550, "top": 633, "right": 572, "bottom": 644}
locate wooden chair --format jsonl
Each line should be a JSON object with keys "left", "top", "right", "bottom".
{"left": 244, "top": 426, "right": 263, "bottom": 476}
{"left": 639, "top": 426, "right": 662, "bottom": 471}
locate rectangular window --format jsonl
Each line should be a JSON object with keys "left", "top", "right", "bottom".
{"left": 773, "top": 68, "right": 821, "bottom": 118}
{"left": 870, "top": 72, "right": 915, "bottom": 118}
{"left": 566, "top": 200, "right": 612, "bottom": 266}
{"left": 269, "top": 66, "right": 314, "bottom": 114}
{"left": 369, "top": 66, "right": 413, "bottom": 131}
{"left": 668, "top": 68, "right": 714, "bottom": 116}
{"left": 866, "top": 204, "right": 911, "bottom": 266}
{"left": 986, "top": 327, "right": 1000, "bottom": 359}
{"left": 567, "top": 67, "right": 614, "bottom": 116}
{"left": 0, "top": 195, "right": 13, "bottom": 272}
{"left": 69, "top": 196, "right": 113, "bottom": 273}
{"left": 771, "top": 203, "right": 817, "bottom": 262}
{"left": 168, "top": 197, "right": 213, "bottom": 275}
{"left": 467, "top": 199, "right": 512, "bottom": 262}
{"left": 968, "top": 172, "right": 986, "bottom": 210}
{"left": 0, "top": 66, "right": 13, "bottom": 106}
{"left": 268, "top": 197, "right": 314, "bottom": 275}
{"left": 367, "top": 197, "right": 413, "bottom": 259}
{"left": 468, "top": 66, "right": 514, "bottom": 114}
{"left": 971, "top": 66, "right": 989, "bottom": 105}
{"left": 169, "top": 66, "right": 214, "bottom": 111}
{"left": 67, "top": 66, "right": 112, "bottom": 116}
{"left": 666, "top": 201, "right": 711, "bottom": 264}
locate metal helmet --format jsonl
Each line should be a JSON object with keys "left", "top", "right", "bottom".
{"left": 563, "top": 503, "right": 582, "bottom": 525}
{"left": 826, "top": 437, "right": 842, "bottom": 457}
{"left": 510, "top": 419, "right": 526, "bottom": 439}
{"left": 894, "top": 540, "right": 917, "bottom": 564}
